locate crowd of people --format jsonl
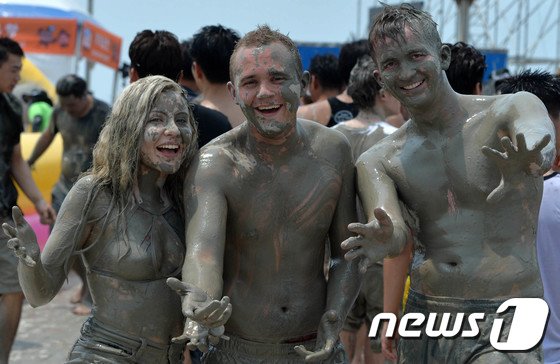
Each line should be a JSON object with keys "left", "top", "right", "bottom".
{"left": 0, "top": 3, "right": 559, "bottom": 364}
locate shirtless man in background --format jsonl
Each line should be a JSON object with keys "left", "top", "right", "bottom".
{"left": 342, "top": 4, "right": 554, "bottom": 363}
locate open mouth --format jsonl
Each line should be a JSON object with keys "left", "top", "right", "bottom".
{"left": 156, "top": 144, "right": 180, "bottom": 157}
{"left": 401, "top": 80, "right": 424, "bottom": 90}
{"left": 256, "top": 104, "right": 282, "bottom": 115}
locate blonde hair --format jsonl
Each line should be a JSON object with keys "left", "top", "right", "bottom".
{"left": 90, "top": 75, "right": 198, "bottom": 212}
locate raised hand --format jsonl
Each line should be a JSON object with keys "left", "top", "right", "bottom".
{"left": 482, "top": 133, "right": 551, "bottom": 203}
{"left": 294, "top": 310, "right": 340, "bottom": 362}
{"left": 341, "top": 208, "right": 394, "bottom": 273}
{"left": 166, "top": 277, "right": 231, "bottom": 350}
{"left": 2, "top": 206, "right": 40, "bottom": 267}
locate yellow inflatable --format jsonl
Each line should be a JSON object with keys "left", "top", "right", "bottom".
{"left": 21, "top": 58, "right": 58, "bottom": 104}
{"left": 16, "top": 132, "right": 62, "bottom": 215}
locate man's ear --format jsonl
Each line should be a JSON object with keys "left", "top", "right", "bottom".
{"left": 176, "top": 70, "right": 184, "bottom": 83}
{"left": 227, "top": 81, "right": 238, "bottom": 104}
{"left": 192, "top": 61, "right": 204, "bottom": 80}
{"left": 129, "top": 67, "right": 139, "bottom": 83}
{"left": 301, "top": 71, "right": 310, "bottom": 94}
{"left": 474, "top": 81, "right": 483, "bottom": 95}
{"left": 440, "top": 43, "right": 451, "bottom": 71}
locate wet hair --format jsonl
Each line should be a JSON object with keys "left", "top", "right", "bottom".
{"left": 0, "top": 37, "right": 24, "bottom": 66}
{"left": 230, "top": 25, "right": 303, "bottom": 81}
{"left": 56, "top": 74, "right": 88, "bottom": 98}
{"left": 180, "top": 40, "right": 195, "bottom": 81}
{"left": 496, "top": 69, "right": 560, "bottom": 119}
{"left": 347, "top": 56, "right": 381, "bottom": 110}
{"left": 338, "top": 39, "right": 370, "bottom": 85}
{"left": 191, "top": 25, "right": 240, "bottom": 83}
{"left": 368, "top": 3, "right": 441, "bottom": 63}
{"left": 91, "top": 75, "right": 198, "bottom": 212}
{"left": 129, "top": 30, "right": 182, "bottom": 81}
{"left": 309, "top": 54, "right": 343, "bottom": 91}
{"left": 445, "top": 42, "right": 486, "bottom": 94}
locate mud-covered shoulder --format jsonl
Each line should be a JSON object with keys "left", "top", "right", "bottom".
{"left": 60, "top": 175, "right": 111, "bottom": 222}
{"left": 299, "top": 118, "right": 352, "bottom": 158}
{"left": 356, "top": 120, "right": 408, "bottom": 168}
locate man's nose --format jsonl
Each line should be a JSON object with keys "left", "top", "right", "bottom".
{"left": 257, "top": 81, "right": 274, "bottom": 98}
{"left": 399, "top": 61, "right": 416, "bottom": 80}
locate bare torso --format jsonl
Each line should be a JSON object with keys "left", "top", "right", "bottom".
{"left": 206, "top": 121, "right": 347, "bottom": 341}
{"left": 361, "top": 95, "right": 544, "bottom": 299}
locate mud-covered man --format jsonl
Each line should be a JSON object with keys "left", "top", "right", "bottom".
{"left": 170, "top": 25, "right": 362, "bottom": 363}
{"left": 342, "top": 4, "right": 554, "bottom": 363}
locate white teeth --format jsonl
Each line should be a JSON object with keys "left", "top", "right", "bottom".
{"left": 403, "top": 81, "right": 422, "bottom": 90}
{"left": 159, "top": 144, "right": 179, "bottom": 150}
{"left": 257, "top": 105, "right": 280, "bottom": 110}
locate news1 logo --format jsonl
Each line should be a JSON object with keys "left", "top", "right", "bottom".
{"left": 369, "top": 298, "right": 549, "bottom": 350}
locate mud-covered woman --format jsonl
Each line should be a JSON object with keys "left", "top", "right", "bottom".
{"left": 2, "top": 75, "right": 198, "bottom": 363}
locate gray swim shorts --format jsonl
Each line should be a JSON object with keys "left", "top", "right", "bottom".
{"left": 67, "top": 317, "right": 184, "bottom": 364}
{"left": 397, "top": 289, "right": 542, "bottom": 363}
{"left": 203, "top": 333, "right": 347, "bottom": 363}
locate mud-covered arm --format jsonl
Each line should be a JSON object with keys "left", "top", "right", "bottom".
{"left": 10, "top": 177, "right": 94, "bottom": 306}
{"left": 482, "top": 92, "right": 556, "bottom": 203}
{"left": 295, "top": 138, "right": 362, "bottom": 362}
{"left": 342, "top": 151, "right": 408, "bottom": 265}
{"left": 182, "top": 149, "right": 229, "bottom": 309}
{"left": 501, "top": 92, "right": 555, "bottom": 172}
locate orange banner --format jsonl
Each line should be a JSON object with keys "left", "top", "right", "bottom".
{"left": 80, "top": 21, "right": 121, "bottom": 70}
{"left": 0, "top": 17, "right": 77, "bottom": 55}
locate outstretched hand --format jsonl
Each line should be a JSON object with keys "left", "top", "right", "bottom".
{"left": 2, "top": 206, "right": 40, "bottom": 267}
{"left": 341, "top": 207, "right": 394, "bottom": 273}
{"left": 294, "top": 310, "right": 341, "bottom": 362}
{"left": 166, "top": 277, "right": 231, "bottom": 351}
{"left": 482, "top": 133, "right": 551, "bottom": 203}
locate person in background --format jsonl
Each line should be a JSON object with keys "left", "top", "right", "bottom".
{"left": 22, "top": 89, "right": 53, "bottom": 132}
{"left": 0, "top": 36, "right": 55, "bottom": 364}
{"left": 298, "top": 39, "right": 370, "bottom": 126}
{"left": 190, "top": 25, "right": 244, "bottom": 128}
{"left": 306, "top": 54, "right": 344, "bottom": 104}
{"left": 179, "top": 40, "right": 199, "bottom": 102}
{"left": 445, "top": 41, "right": 486, "bottom": 95}
{"left": 128, "top": 29, "right": 231, "bottom": 149}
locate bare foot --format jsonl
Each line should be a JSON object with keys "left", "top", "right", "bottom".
{"left": 72, "top": 303, "right": 91, "bottom": 316}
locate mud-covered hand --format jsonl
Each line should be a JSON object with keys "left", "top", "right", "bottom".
{"left": 172, "top": 317, "right": 228, "bottom": 353}
{"left": 341, "top": 208, "right": 394, "bottom": 273}
{"left": 482, "top": 133, "right": 551, "bottom": 204}
{"left": 166, "top": 277, "right": 231, "bottom": 349}
{"left": 2, "top": 206, "right": 40, "bottom": 267}
{"left": 294, "top": 310, "right": 341, "bottom": 362}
